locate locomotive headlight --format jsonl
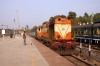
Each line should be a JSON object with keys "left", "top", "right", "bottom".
{"left": 61, "top": 18, "right": 66, "bottom": 20}
{"left": 67, "top": 41, "right": 71, "bottom": 43}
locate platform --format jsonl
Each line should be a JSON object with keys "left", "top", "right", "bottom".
{"left": 0, "top": 35, "right": 75, "bottom": 66}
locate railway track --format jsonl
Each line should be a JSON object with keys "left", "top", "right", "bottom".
{"left": 64, "top": 55, "right": 94, "bottom": 66}
{"left": 50, "top": 46, "right": 100, "bottom": 66}
{"left": 34, "top": 37, "right": 100, "bottom": 66}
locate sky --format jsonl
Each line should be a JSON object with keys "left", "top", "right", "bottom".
{"left": 0, "top": 0, "right": 100, "bottom": 29}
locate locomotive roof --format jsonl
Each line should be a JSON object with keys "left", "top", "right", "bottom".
{"left": 37, "top": 25, "right": 42, "bottom": 28}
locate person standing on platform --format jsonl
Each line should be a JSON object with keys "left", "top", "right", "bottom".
{"left": 23, "top": 31, "right": 26, "bottom": 45}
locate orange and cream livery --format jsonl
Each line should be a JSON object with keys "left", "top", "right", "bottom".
{"left": 36, "top": 15, "right": 76, "bottom": 54}
{"left": 53, "top": 17, "right": 71, "bottom": 40}
{"left": 37, "top": 26, "right": 42, "bottom": 40}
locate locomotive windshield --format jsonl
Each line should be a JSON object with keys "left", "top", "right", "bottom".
{"left": 58, "top": 18, "right": 66, "bottom": 21}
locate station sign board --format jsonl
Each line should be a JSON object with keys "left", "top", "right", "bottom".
{"left": 2, "top": 29, "right": 5, "bottom": 34}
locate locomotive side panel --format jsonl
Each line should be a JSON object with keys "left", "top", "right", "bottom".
{"left": 42, "top": 23, "right": 49, "bottom": 38}
{"left": 49, "top": 24, "right": 54, "bottom": 40}
{"left": 37, "top": 26, "right": 42, "bottom": 39}
{"left": 32, "top": 27, "right": 37, "bottom": 39}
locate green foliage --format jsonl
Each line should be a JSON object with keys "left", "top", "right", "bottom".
{"left": 26, "top": 25, "right": 29, "bottom": 29}
{"left": 68, "top": 12, "right": 100, "bottom": 26}
{"left": 71, "top": 18, "right": 80, "bottom": 26}
{"left": 54, "top": 15, "right": 66, "bottom": 18}
{"left": 49, "top": 15, "right": 67, "bottom": 22}
{"left": 93, "top": 13, "right": 100, "bottom": 21}
{"left": 49, "top": 17, "right": 54, "bottom": 21}
{"left": 31, "top": 26, "right": 37, "bottom": 32}
{"left": 38, "top": 12, "right": 100, "bottom": 27}
{"left": 68, "top": 11, "right": 76, "bottom": 19}
{"left": 43, "top": 21, "right": 48, "bottom": 24}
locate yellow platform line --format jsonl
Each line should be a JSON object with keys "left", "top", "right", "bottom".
{"left": 30, "top": 50, "right": 36, "bottom": 66}
{"left": 28, "top": 44, "right": 36, "bottom": 66}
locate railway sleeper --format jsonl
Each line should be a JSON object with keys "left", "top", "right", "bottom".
{"left": 71, "top": 55, "right": 96, "bottom": 66}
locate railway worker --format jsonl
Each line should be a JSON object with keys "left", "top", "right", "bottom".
{"left": 23, "top": 31, "right": 26, "bottom": 45}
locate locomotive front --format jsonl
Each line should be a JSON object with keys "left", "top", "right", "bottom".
{"left": 49, "top": 16, "right": 76, "bottom": 50}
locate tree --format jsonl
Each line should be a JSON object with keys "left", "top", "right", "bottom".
{"left": 54, "top": 15, "right": 66, "bottom": 18}
{"left": 68, "top": 11, "right": 77, "bottom": 26}
{"left": 26, "top": 25, "right": 29, "bottom": 29}
{"left": 49, "top": 17, "right": 54, "bottom": 21}
{"left": 68, "top": 11, "right": 77, "bottom": 19}
{"left": 31, "top": 26, "right": 37, "bottom": 32}
{"left": 83, "top": 12, "right": 90, "bottom": 23}
{"left": 84, "top": 12, "right": 89, "bottom": 18}
{"left": 93, "top": 13, "right": 100, "bottom": 21}
{"left": 49, "top": 15, "right": 67, "bottom": 22}
{"left": 43, "top": 21, "right": 48, "bottom": 24}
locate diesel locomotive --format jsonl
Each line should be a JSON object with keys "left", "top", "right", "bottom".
{"left": 32, "top": 15, "right": 76, "bottom": 53}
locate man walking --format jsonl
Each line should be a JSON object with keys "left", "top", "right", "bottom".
{"left": 23, "top": 31, "right": 26, "bottom": 45}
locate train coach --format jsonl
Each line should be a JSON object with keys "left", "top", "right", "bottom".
{"left": 72, "top": 20, "right": 100, "bottom": 46}
{"left": 32, "top": 15, "right": 76, "bottom": 54}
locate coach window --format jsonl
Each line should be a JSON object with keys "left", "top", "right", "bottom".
{"left": 73, "top": 32, "right": 74, "bottom": 34}
{"left": 72, "top": 31, "right": 73, "bottom": 34}
{"left": 81, "top": 31, "right": 83, "bottom": 34}
{"left": 84, "top": 28, "right": 87, "bottom": 34}
{"left": 87, "top": 30, "right": 89, "bottom": 34}
{"left": 74, "top": 31, "right": 75, "bottom": 34}
{"left": 97, "top": 28, "right": 99, "bottom": 34}
{"left": 94, "top": 30, "right": 97, "bottom": 34}
{"left": 77, "top": 31, "right": 78, "bottom": 34}
{"left": 80, "top": 31, "right": 81, "bottom": 34}
{"left": 78, "top": 31, "right": 80, "bottom": 34}
{"left": 76, "top": 31, "right": 78, "bottom": 34}
{"left": 76, "top": 31, "right": 77, "bottom": 34}
{"left": 79, "top": 31, "right": 80, "bottom": 34}
{"left": 93, "top": 30, "right": 94, "bottom": 35}
{"left": 89, "top": 31, "right": 91, "bottom": 34}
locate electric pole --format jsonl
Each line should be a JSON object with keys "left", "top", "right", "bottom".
{"left": 16, "top": 10, "right": 20, "bottom": 34}
{"left": 91, "top": 12, "right": 94, "bottom": 24}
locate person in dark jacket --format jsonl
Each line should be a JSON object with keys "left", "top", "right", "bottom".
{"left": 23, "top": 31, "right": 26, "bottom": 45}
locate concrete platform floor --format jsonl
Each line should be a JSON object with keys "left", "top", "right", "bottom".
{"left": 0, "top": 35, "right": 75, "bottom": 66}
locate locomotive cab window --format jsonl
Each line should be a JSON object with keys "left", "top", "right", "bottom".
{"left": 61, "top": 18, "right": 66, "bottom": 20}
{"left": 58, "top": 18, "right": 61, "bottom": 21}
{"left": 58, "top": 18, "right": 66, "bottom": 21}
{"left": 38, "top": 28, "right": 40, "bottom": 31}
